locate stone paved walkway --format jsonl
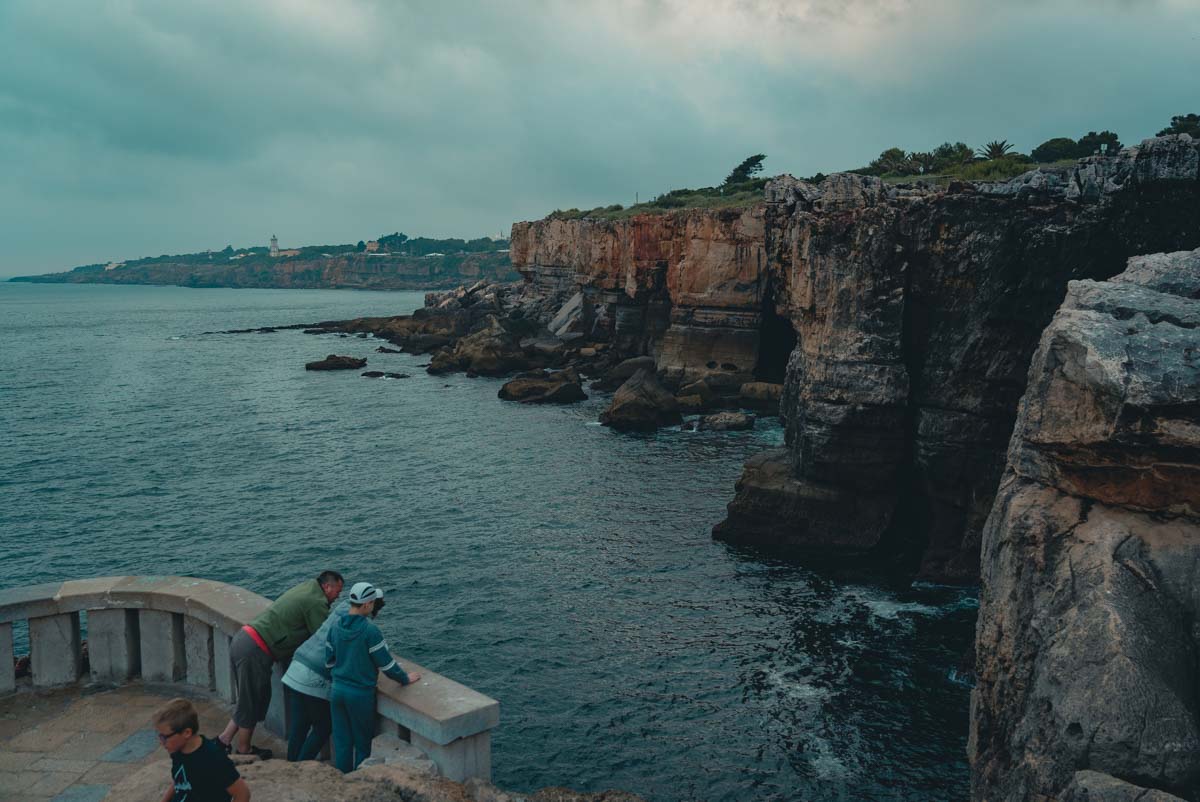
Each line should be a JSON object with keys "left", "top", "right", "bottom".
{"left": 0, "top": 683, "right": 284, "bottom": 802}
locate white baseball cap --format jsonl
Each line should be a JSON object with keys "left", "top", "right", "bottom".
{"left": 348, "top": 582, "right": 384, "bottom": 604}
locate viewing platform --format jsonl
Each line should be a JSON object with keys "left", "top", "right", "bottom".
{"left": 0, "top": 576, "right": 499, "bottom": 794}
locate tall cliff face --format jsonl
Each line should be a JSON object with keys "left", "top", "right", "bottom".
{"left": 510, "top": 135, "right": 1200, "bottom": 581}
{"left": 726, "top": 136, "right": 1200, "bottom": 581}
{"left": 510, "top": 207, "right": 770, "bottom": 386}
{"left": 969, "top": 249, "right": 1200, "bottom": 802}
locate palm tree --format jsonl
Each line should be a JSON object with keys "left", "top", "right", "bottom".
{"left": 909, "top": 151, "right": 938, "bottom": 175}
{"left": 976, "top": 140, "right": 1014, "bottom": 160}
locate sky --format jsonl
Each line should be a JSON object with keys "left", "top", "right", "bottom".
{"left": 1, "top": 0, "right": 1197, "bottom": 277}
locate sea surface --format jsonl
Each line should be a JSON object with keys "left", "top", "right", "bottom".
{"left": 0, "top": 282, "right": 977, "bottom": 801}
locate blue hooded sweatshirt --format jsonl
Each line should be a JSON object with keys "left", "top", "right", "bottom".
{"left": 291, "top": 600, "right": 350, "bottom": 679}
{"left": 325, "top": 612, "right": 411, "bottom": 691}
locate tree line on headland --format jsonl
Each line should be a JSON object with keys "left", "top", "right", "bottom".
{"left": 48, "top": 232, "right": 510, "bottom": 278}
{"left": 549, "top": 112, "right": 1200, "bottom": 221}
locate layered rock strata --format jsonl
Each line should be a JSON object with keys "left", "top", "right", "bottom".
{"left": 714, "top": 136, "right": 1200, "bottom": 580}
{"left": 510, "top": 207, "right": 770, "bottom": 387}
{"left": 313, "top": 136, "right": 1198, "bottom": 580}
{"left": 969, "top": 249, "right": 1200, "bottom": 801}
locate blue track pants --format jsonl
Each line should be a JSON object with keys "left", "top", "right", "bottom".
{"left": 330, "top": 684, "right": 377, "bottom": 773}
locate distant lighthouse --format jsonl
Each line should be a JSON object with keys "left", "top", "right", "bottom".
{"left": 269, "top": 234, "right": 279, "bottom": 258}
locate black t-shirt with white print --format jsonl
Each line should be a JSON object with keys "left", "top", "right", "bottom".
{"left": 169, "top": 736, "right": 241, "bottom": 802}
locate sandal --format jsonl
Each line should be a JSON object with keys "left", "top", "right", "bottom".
{"left": 235, "top": 745, "right": 273, "bottom": 760}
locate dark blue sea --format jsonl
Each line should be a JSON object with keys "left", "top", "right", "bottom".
{"left": 0, "top": 282, "right": 976, "bottom": 801}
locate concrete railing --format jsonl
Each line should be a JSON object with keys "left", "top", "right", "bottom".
{"left": 0, "top": 576, "right": 498, "bottom": 781}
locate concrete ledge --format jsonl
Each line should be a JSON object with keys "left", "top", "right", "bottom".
{"left": 0, "top": 575, "right": 500, "bottom": 781}
{"left": 376, "top": 661, "right": 499, "bottom": 746}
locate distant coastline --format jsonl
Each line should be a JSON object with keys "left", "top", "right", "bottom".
{"left": 10, "top": 250, "right": 518, "bottom": 291}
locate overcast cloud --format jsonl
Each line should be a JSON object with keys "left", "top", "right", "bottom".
{"left": 1, "top": 0, "right": 1197, "bottom": 276}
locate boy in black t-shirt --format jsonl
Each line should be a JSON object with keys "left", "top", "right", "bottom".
{"left": 153, "top": 698, "right": 251, "bottom": 802}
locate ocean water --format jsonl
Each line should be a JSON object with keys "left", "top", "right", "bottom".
{"left": 0, "top": 282, "right": 976, "bottom": 801}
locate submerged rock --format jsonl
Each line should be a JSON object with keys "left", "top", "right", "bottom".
{"left": 592, "top": 356, "right": 656, "bottom": 392}
{"left": 970, "top": 249, "right": 1200, "bottom": 801}
{"left": 428, "top": 315, "right": 529, "bottom": 376}
{"left": 306, "top": 354, "right": 367, "bottom": 371}
{"left": 599, "top": 369, "right": 682, "bottom": 431}
{"left": 498, "top": 368, "right": 587, "bottom": 404}
{"left": 698, "top": 412, "right": 754, "bottom": 431}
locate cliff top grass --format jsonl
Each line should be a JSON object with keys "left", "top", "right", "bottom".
{"left": 548, "top": 179, "right": 768, "bottom": 222}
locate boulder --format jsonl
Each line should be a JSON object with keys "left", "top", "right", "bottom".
{"left": 675, "top": 394, "right": 706, "bottom": 413}
{"left": 448, "top": 316, "right": 529, "bottom": 376}
{"left": 498, "top": 369, "right": 587, "bottom": 404}
{"left": 678, "top": 379, "right": 714, "bottom": 403}
{"left": 592, "top": 356, "right": 657, "bottom": 391}
{"left": 361, "top": 371, "right": 385, "bottom": 378}
{"left": 599, "top": 369, "right": 682, "bottom": 431}
{"left": 970, "top": 253, "right": 1200, "bottom": 801}
{"left": 305, "top": 354, "right": 367, "bottom": 371}
{"left": 739, "top": 382, "right": 783, "bottom": 411}
{"left": 375, "top": 346, "right": 402, "bottom": 354}
{"left": 698, "top": 412, "right": 755, "bottom": 431}
{"left": 358, "top": 733, "right": 438, "bottom": 777}
{"left": 520, "top": 334, "right": 567, "bottom": 358}
{"left": 548, "top": 291, "right": 589, "bottom": 337}
{"left": 1060, "top": 771, "right": 1188, "bottom": 802}
{"left": 426, "top": 348, "right": 458, "bottom": 375}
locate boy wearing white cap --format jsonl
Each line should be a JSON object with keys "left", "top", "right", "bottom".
{"left": 324, "top": 581, "right": 421, "bottom": 772}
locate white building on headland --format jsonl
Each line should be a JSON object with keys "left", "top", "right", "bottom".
{"left": 269, "top": 235, "right": 279, "bottom": 258}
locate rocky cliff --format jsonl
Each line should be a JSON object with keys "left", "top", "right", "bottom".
{"left": 969, "top": 248, "right": 1200, "bottom": 801}
{"left": 511, "top": 136, "right": 1200, "bottom": 581}
{"left": 510, "top": 206, "right": 772, "bottom": 387}
{"left": 12, "top": 251, "right": 518, "bottom": 291}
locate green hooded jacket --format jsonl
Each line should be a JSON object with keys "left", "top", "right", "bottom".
{"left": 250, "top": 578, "right": 331, "bottom": 660}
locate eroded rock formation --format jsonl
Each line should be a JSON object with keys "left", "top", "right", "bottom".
{"left": 717, "top": 136, "right": 1200, "bottom": 580}
{"left": 969, "top": 248, "right": 1200, "bottom": 801}
{"left": 309, "top": 135, "right": 1198, "bottom": 581}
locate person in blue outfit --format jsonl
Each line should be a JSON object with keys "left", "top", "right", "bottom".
{"left": 283, "top": 592, "right": 388, "bottom": 761}
{"left": 325, "top": 581, "right": 421, "bottom": 772}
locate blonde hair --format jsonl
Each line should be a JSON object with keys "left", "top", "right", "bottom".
{"left": 153, "top": 698, "right": 199, "bottom": 735}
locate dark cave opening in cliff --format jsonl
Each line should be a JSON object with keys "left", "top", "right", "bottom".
{"left": 755, "top": 296, "right": 796, "bottom": 384}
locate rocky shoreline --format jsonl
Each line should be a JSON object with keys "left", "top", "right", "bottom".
{"left": 301, "top": 277, "right": 784, "bottom": 431}
{"left": 303, "top": 134, "right": 1199, "bottom": 584}
{"left": 229, "top": 136, "right": 1200, "bottom": 801}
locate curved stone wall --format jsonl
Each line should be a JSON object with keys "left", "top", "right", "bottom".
{"left": 0, "top": 576, "right": 498, "bottom": 781}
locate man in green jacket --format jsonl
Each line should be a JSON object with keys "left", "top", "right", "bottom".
{"left": 218, "top": 570, "right": 343, "bottom": 758}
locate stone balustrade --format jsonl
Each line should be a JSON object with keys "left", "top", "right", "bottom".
{"left": 0, "top": 576, "right": 498, "bottom": 781}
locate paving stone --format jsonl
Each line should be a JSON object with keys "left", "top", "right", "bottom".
{"left": 79, "top": 761, "right": 132, "bottom": 785}
{"left": 0, "top": 750, "right": 37, "bottom": 770}
{"left": 4, "top": 723, "right": 79, "bottom": 752}
{"left": 98, "top": 729, "right": 159, "bottom": 763}
{"left": 0, "top": 770, "right": 42, "bottom": 794}
{"left": 45, "top": 729, "right": 130, "bottom": 761}
{"left": 28, "top": 771, "right": 83, "bottom": 796}
{"left": 50, "top": 785, "right": 110, "bottom": 802}
{"left": 31, "top": 757, "right": 95, "bottom": 775}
